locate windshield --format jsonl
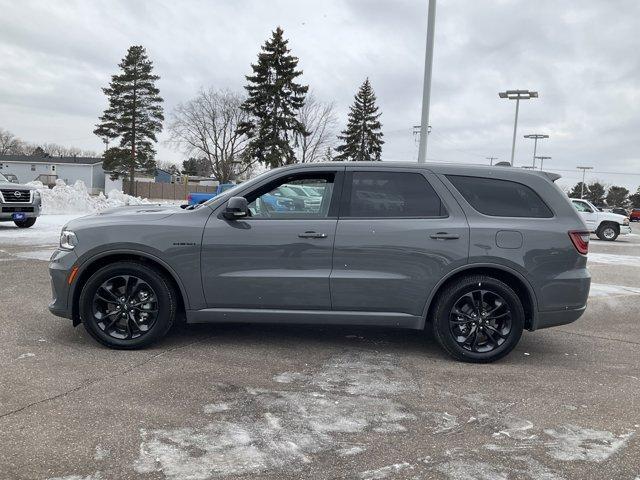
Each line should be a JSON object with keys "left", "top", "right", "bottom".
{"left": 0, "top": 173, "right": 8, "bottom": 182}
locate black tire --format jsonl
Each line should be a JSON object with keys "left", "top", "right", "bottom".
{"left": 430, "top": 275, "right": 524, "bottom": 363}
{"left": 79, "top": 261, "right": 176, "bottom": 349}
{"left": 596, "top": 223, "right": 619, "bottom": 241}
{"left": 14, "top": 217, "right": 36, "bottom": 228}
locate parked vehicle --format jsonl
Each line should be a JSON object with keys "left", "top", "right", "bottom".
{"left": 0, "top": 172, "right": 42, "bottom": 228}
{"left": 611, "top": 207, "right": 630, "bottom": 217}
{"left": 630, "top": 209, "right": 640, "bottom": 222}
{"left": 187, "top": 183, "right": 236, "bottom": 205}
{"left": 570, "top": 198, "right": 631, "bottom": 241}
{"left": 49, "top": 163, "right": 590, "bottom": 363}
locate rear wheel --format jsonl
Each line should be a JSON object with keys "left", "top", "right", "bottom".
{"left": 596, "top": 223, "right": 619, "bottom": 241}
{"left": 14, "top": 217, "right": 36, "bottom": 228}
{"left": 430, "top": 275, "right": 524, "bottom": 363}
{"left": 79, "top": 261, "right": 176, "bottom": 349}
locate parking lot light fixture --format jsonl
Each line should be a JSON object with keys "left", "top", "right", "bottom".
{"left": 577, "top": 166, "right": 594, "bottom": 198}
{"left": 499, "top": 89, "right": 539, "bottom": 166}
{"left": 535, "top": 155, "right": 551, "bottom": 170}
{"left": 524, "top": 134, "right": 549, "bottom": 168}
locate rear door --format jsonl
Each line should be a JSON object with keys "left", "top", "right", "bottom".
{"left": 330, "top": 167, "right": 469, "bottom": 316}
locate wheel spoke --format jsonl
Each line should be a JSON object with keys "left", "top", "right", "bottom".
{"left": 484, "top": 325, "right": 506, "bottom": 339}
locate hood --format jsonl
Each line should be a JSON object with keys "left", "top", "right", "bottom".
{"left": 0, "top": 182, "right": 36, "bottom": 190}
{"left": 65, "top": 204, "right": 181, "bottom": 230}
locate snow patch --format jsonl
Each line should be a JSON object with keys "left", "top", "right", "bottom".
{"left": 589, "top": 283, "right": 640, "bottom": 298}
{"left": 134, "top": 352, "right": 416, "bottom": 479}
{"left": 14, "top": 249, "right": 55, "bottom": 261}
{"left": 337, "top": 445, "right": 366, "bottom": 456}
{"left": 93, "top": 445, "right": 110, "bottom": 461}
{"left": 588, "top": 253, "right": 640, "bottom": 268}
{"left": 359, "top": 462, "right": 412, "bottom": 479}
{"left": 28, "top": 179, "right": 152, "bottom": 214}
{"left": 543, "top": 425, "right": 635, "bottom": 462}
{"left": 0, "top": 214, "right": 82, "bottom": 246}
{"left": 17, "top": 352, "right": 35, "bottom": 359}
{"left": 435, "top": 460, "right": 509, "bottom": 480}
{"left": 203, "top": 403, "right": 230, "bottom": 414}
{"left": 48, "top": 474, "right": 102, "bottom": 480}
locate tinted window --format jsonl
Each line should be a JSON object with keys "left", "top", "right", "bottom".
{"left": 447, "top": 175, "right": 553, "bottom": 218}
{"left": 246, "top": 174, "right": 335, "bottom": 219}
{"left": 344, "top": 171, "right": 445, "bottom": 218}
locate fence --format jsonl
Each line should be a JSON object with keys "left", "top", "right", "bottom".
{"left": 123, "top": 180, "right": 217, "bottom": 200}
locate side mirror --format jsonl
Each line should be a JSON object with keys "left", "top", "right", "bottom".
{"left": 223, "top": 196, "right": 248, "bottom": 220}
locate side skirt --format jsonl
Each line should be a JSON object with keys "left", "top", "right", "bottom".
{"left": 186, "top": 308, "right": 423, "bottom": 330}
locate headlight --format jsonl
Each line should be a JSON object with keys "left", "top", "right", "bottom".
{"left": 60, "top": 230, "right": 78, "bottom": 250}
{"left": 623, "top": 218, "right": 630, "bottom": 225}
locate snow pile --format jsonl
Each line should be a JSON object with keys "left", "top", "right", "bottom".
{"left": 26, "top": 179, "right": 152, "bottom": 214}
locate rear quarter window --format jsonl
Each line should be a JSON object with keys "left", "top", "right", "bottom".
{"left": 446, "top": 175, "right": 553, "bottom": 218}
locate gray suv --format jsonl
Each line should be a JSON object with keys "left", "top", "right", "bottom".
{"left": 49, "top": 163, "right": 591, "bottom": 362}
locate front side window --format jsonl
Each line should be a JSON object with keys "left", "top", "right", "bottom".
{"left": 246, "top": 173, "right": 335, "bottom": 219}
{"left": 344, "top": 171, "right": 445, "bottom": 218}
{"left": 572, "top": 200, "right": 593, "bottom": 213}
{"left": 447, "top": 175, "right": 553, "bottom": 218}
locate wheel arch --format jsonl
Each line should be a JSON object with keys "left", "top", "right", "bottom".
{"left": 69, "top": 250, "right": 188, "bottom": 326}
{"left": 421, "top": 264, "right": 538, "bottom": 331}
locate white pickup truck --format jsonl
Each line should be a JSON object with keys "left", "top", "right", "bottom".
{"left": 570, "top": 198, "right": 631, "bottom": 241}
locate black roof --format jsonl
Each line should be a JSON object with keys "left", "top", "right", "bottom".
{"left": 0, "top": 154, "right": 102, "bottom": 165}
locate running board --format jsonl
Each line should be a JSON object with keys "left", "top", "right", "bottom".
{"left": 186, "top": 308, "right": 423, "bottom": 329}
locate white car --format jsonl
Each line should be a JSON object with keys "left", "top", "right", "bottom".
{"left": 570, "top": 198, "right": 631, "bottom": 241}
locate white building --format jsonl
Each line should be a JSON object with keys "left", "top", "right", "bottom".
{"left": 0, "top": 155, "right": 105, "bottom": 193}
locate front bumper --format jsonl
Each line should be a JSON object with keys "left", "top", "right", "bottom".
{"left": 0, "top": 202, "right": 41, "bottom": 220}
{"left": 620, "top": 225, "right": 632, "bottom": 235}
{"left": 48, "top": 248, "right": 78, "bottom": 319}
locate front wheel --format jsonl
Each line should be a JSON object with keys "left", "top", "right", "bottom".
{"left": 596, "top": 223, "right": 619, "bottom": 241}
{"left": 14, "top": 217, "right": 36, "bottom": 228}
{"left": 430, "top": 275, "right": 524, "bottom": 363}
{"left": 79, "top": 261, "right": 176, "bottom": 349}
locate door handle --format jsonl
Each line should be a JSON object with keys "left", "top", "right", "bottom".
{"left": 430, "top": 232, "right": 460, "bottom": 240}
{"left": 298, "top": 231, "right": 327, "bottom": 239}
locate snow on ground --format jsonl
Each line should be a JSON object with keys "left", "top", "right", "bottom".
{"left": 588, "top": 253, "right": 640, "bottom": 268}
{"left": 589, "top": 283, "right": 640, "bottom": 298}
{"left": 27, "top": 179, "right": 152, "bottom": 214}
{"left": 0, "top": 214, "right": 83, "bottom": 246}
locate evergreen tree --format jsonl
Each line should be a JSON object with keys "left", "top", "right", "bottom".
{"left": 334, "top": 78, "right": 384, "bottom": 161}
{"left": 568, "top": 182, "right": 587, "bottom": 198}
{"left": 94, "top": 45, "right": 164, "bottom": 184}
{"left": 630, "top": 187, "right": 640, "bottom": 208}
{"left": 605, "top": 185, "right": 629, "bottom": 207}
{"left": 585, "top": 181, "right": 606, "bottom": 206}
{"left": 239, "top": 27, "right": 308, "bottom": 168}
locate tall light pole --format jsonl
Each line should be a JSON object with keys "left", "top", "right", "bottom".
{"left": 577, "top": 166, "right": 593, "bottom": 198}
{"left": 486, "top": 156, "right": 498, "bottom": 166}
{"left": 499, "top": 90, "right": 538, "bottom": 166}
{"left": 524, "top": 133, "right": 548, "bottom": 168}
{"left": 417, "top": 0, "right": 436, "bottom": 163}
{"left": 535, "top": 155, "right": 551, "bottom": 170}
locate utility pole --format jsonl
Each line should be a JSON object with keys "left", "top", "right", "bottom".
{"left": 577, "top": 166, "right": 593, "bottom": 198}
{"left": 499, "top": 90, "right": 538, "bottom": 166}
{"left": 486, "top": 156, "right": 498, "bottom": 166}
{"left": 524, "top": 133, "right": 548, "bottom": 168}
{"left": 535, "top": 155, "right": 551, "bottom": 170}
{"left": 417, "top": 0, "right": 436, "bottom": 163}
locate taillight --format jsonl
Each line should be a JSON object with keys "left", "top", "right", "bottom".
{"left": 568, "top": 230, "right": 589, "bottom": 255}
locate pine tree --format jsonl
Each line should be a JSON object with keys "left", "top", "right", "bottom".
{"left": 605, "top": 186, "right": 629, "bottom": 207}
{"left": 334, "top": 78, "right": 384, "bottom": 161}
{"left": 585, "top": 182, "right": 606, "bottom": 206}
{"left": 239, "top": 27, "right": 308, "bottom": 169}
{"left": 94, "top": 45, "right": 164, "bottom": 183}
{"left": 568, "top": 182, "right": 587, "bottom": 198}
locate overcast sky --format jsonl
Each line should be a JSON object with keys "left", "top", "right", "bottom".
{"left": 1, "top": 0, "right": 639, "bottom": 191}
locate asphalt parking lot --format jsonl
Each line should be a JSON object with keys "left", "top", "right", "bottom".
{"left": 1, "top": 219, "right": 639, "bottom": 480}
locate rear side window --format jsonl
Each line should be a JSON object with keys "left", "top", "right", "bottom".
{"left": 447, "top": 175, "right": 553, "bottom": 218}
{"left": 344, "top": 171, "right": 445, "bottom": 218}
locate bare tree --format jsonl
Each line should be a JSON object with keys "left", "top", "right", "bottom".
{"left": 0, "top": 128, "right": 23, "bottom": 155}
{"left": 295, "top": 93, "right": 337, "bottom": 163}
{"left": 168, "top": 89, "right": 252, "bottom": 183}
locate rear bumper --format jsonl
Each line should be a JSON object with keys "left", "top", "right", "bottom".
{"left": 533, "top": 304, "right": 587, "bottom": 330}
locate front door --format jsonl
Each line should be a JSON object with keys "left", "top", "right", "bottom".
{"left": 201, "top": 168, "right": 343, "bottom": 310}
{"left": 331, "top": 168, "right": 469, "bottom": 316}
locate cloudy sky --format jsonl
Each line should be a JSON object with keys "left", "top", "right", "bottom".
{"left": 1, "top": 0, "right": 639, "bottom": 191}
